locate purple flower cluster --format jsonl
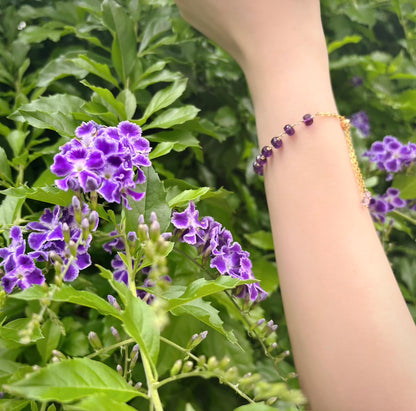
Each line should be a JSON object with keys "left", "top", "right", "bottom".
{"left": 0, "top": 198, "right": 98, "bottom": 293}
{"left": 369, "top": 188, "right": 407, "bottom": 223}
{"left": 51, "top": 121, "right": 151, "bottom": 209}
{"left": 350, "top": 111, "right": 370, "bottom": 137}
{"left": 171, "top": 202, "right": 267, "bottom": 302}
{"left": 0, "top": 227, "right": 44, "bottom": 293}
{"left": 363, "top": 136, "right": 416, "bottom": 180}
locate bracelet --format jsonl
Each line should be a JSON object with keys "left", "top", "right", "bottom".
{"left": 253, "top": 112, "right": 372, "bottom": 207}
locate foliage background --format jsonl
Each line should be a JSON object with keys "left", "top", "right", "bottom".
{"left": 0, "top": 0, "right": 415, "bottom": 410}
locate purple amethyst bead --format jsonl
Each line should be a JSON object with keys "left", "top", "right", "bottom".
{"left": 256, "top": 154, "right": 267, "bottom": 165}
{"left": 261, "top": 146, "right": 273, "bottom": 158}
{"left": 271, "top": 136, "right": 283, "bottom": 149}
{"left": 253, "top": 161, "right": 264, "bottom": 175}
{"left": 284, "top": 124, "right": 295, "bottom": 136}
{"left": 303, "top": 114, "right": 314, "bottom": 126}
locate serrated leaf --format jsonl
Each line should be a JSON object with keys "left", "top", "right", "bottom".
{"left": 140, "top": 79, "right": 187, "bottom": 122}
{"left": 171, "top": 299, "right": 238, "bottom": 345}
{"left": 0, "top": 185, "right": 74, "bottom": 206}
{"left": 142, "top": 106, "right": 199, "bottom": 130}
{"left": 165, "top": 277, "right": 256, "bottom": 311}
{"left": 3, "top": 358, "right": 143, "bottom": 402}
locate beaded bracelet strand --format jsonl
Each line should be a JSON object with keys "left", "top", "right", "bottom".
{"left": 253, "top": 112, "right": 372, "bottom": 207}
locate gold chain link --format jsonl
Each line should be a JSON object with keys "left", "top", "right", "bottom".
{"left": 315, "top": 112, "right": 371, "bottom": 207}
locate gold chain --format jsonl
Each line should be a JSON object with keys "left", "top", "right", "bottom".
{"left": 315, "top": 112, "right": 371, "bottom": 207}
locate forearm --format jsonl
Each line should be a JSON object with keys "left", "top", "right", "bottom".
{"left": 244, "top": 20, "right": 416, "bottom": 411}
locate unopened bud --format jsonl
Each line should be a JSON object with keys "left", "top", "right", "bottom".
{"left": 52, "top": 356, "right": 60, "bottom": 363}
{"left": 219, "top": 356, "right": 231, "bottom": 370}
{"left": 68, "top": 240, "right": 77, "bottom": 257}
{"left": 116, "top": 364, "right": 123, "bottom": 375}
{"left": 62, "top": 223, "right": 71, "bottom": 243}
{"left": 224, "top": 366, "right": 239, "bottom": 383}
{"left": 88, "top": 331, "right": 103, "bottom": 351}
{"left": 52, "top": 350, "right": 65, "bottom": 359}
{"left": 89, "top": 211, "right": 99, "bottom": 230}
{"left": 81, "top": 218, "right": 90, "bottom": 240}
{"left": 150, "top": 220, "right": 160, "bottom": 242}
{"left": 150, "top": 212, "right": 158, "bottom": 224}
{"left": 134, "top": 382, "right": 142, "bottom": 390}
{"left": 138, "top": 214, "right": 145, "bottom": 225}
{"left": 110, "top": 326, "right": 121, "bottom": 341}
{"left": 72, "top": 196, "right": 82, "bottom": 223}
{"left": 170, "top": 359, "right": 182, "bottom": 376}
{"left": 107, "top": 295, "right": 121, "bottom": 310}
{"left": 187, "top": 330, "right": 208, "bottom": 350}
{"left": 268, "top": 342, "right": 278, "bottom": 353}
{"left": 207, "top": 356, "right": 219, "bottom": 371}
{"left": 256, "top": 318, "right": 265, "bottom": 327}
{"left": 138, "top": 223, "right": 149, "bottom": 242}
{"left": 182, "top": 360, "right": 193, "bottom": 373}
{"left": 198, "top": 355, "right": 207, "bottom": 366}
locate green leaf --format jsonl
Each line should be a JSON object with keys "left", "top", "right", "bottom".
{"left": 0, "top": 196, "right": 24, "bottom": 228}
{"left": 244, "top": 231, "right": 274, "bottom": 251}
{"left": 4, "top": 130, "right": 28, "bottom": 157}
{"left": 171, "top": 299, "right": 238, "bottom": 345}
{"left": 0, "top": 399, "right": 30, "bottom": 411}
{"left": 234, "top": 403, "right": 281, "bottom": 411}
{"left": 0, "top": 185, "right": 74, "bottom": 207}
{"left": 327, "top": 35, "right": 362, "bottom": 54}
{"left": 113, "top": 281, "right": 160, "bottom": 371}
{"left": 165, "top": 277, "right": 256, "bottom": 311}
{"left": 70, "top": 55, "right": 119, "bottom": 87}
{"left": 9, "top": 95, "right": 85, "bottom": 136}
{"left": 133, "top": 69, "right": 182, "bottom": 91}
{"left": 148, "top": 130, "right": 200, "bottom": 151}
{"left": 140, "top": 79, "right": 187, "bottom": 122}
{"left": 168, "top": 187, "right": 211, "bottom": 208}
{"left": 142, "top": 106, "right": 199, "bottom": 130}
{"left": 81, "top": 80, "right": 126, "bottom": 120}
{"left": 37, "top": 54, "right": 88, "bottom": 88}
{"left": 149, "top": 142, "right": 175, "bottom": 159}
{"left": 3, "top": 358, "right": 143, "bottom": 402}
{"left": 117, "top": 89, "right": 137, "bottom": 120}
{"left": 102, "top": 0, "right": 137, "bottom": 83}
{"left": 125, "top": 166, "right": 171, "bottom": 233}
{"left": 18, "top": 23, "right": 71, "bottom": 44}
{"left": 392, "top": 174, "right": 416, "bottom": 199}
{"left": 251, "top": 259, "right": 279, "bottom": 294}
{"left": 65, "top": 394, "right": 137, "bottom": 411}
{"left": 0, "top": 318, "right": 43, "bottom": 343}
{"left": 11, "top": 285, "right": 122, "bottom": 319}
{"left": 36, "top": 320, "right": 62, "bottom": 364}
{"left": 139, "top": 15, "right": 171, "bottom": 53}
{"left": 0, "top": 360, "right": 29, "bottom": 384}
{"left": 0, "top": 147, "right": 11, "bottom": 180}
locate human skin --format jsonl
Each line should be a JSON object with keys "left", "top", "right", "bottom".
{"left": 174, "top": 1, "right": 416, "bottom": 410}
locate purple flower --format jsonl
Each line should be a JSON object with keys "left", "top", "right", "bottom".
{"left": 26, "top": 199, "right": 98, "bottom": 282}
{"left": 172, "top": 202, "right": 268, "bottom": 302}
{"left": 0, "top": 227, "right": 45, "bottom": 293}
{"left": 350, "top": 76, "right": 363, "bottom": 87}
{"left": 350, "top": 111, "right": 370, "bottom": 137}
{"left": 369, "top": 187, "right": 407, "bottom": 223}
{"left": 363, "top": 136, "right": 416, "bottom": 180}
{"left": 51, "top": 121, "right": 151, "bottom": 209}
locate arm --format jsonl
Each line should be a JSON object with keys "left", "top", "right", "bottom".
{"left": 175, "top": 1, "right": 416, "bottom": 410}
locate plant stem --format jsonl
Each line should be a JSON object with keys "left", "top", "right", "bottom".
{"left": 141, "top": 352, "right": 164, "bottom": 411}
{"left": 86, "top": 338, "right": 134, "bottom": 359}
